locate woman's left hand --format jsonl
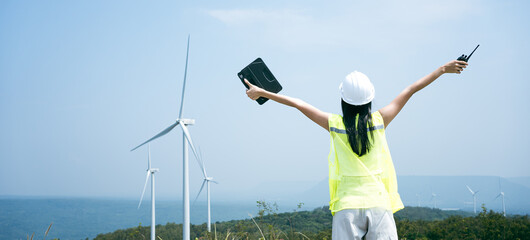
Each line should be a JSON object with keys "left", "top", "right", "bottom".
{"left": 442, "top": 60, "right": 468, "bottom": 74}
{"left": 244, "top": 79, "right": 264, "bottom": 100}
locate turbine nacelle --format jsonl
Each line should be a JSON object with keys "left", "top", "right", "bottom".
{"left": 178, "top": 118, "right": 195, "bottom": 125}
{"left": 206, "top": 176, "right": 215, "bottom": 182}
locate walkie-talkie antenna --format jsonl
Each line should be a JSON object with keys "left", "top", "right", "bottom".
{"left": 466, "top": 44, "right": 480, "bottom": 61}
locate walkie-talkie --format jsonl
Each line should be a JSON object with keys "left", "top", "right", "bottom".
{"left": 457, "top": 44, "right": 480, "bottom": 62}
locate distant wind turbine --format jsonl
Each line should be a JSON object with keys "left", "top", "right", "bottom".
{"left": 466, "top": 185, "right": 479, "bottom": 214}
{"left": 430, "top": 190, "right": 438, "bottom": 209}
{"left": 193, "top": 150, "right": 218, "bottom": 232}
{"left": 131, "top": 35, "right": 205, "bottom": 240}
{"left": 495, "top": 177, "right": 506, "bottom": 217}
{"left": 137, "top": 144, "right": 159, "bottom": 240}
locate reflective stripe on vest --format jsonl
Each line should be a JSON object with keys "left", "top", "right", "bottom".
{"left": 329, "top": 124, "right": 384, "bottom": 134}
{"left": 328, "top": 111, "right": 404, "bottom": 214}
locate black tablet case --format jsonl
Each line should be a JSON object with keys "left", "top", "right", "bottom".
{"left": 238, "top": 58, "right": 282, "bottom": 105}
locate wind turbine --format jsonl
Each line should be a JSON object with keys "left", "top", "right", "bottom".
{"left": 131, "top": 35, "right": 205, "bottom": 240}
{"left": 430, "top": 190, "right": 437, "bottom": 209}
{"left": 466, "top": 185, "right": 479, "bottom": 214}
{"left": 495, "top": 177, "right": 506, "bottom": 217}
{"left": 416, "top": 193, "right": 421, "bottom": 207}
{"left": 193, "top": 150, "right": 218, "bottom": 232}
{"left": 137, "top": 144, "right": 159, "bottom": 240}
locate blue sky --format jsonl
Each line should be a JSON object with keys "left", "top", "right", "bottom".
{"left": 1, "top": 0, "right": 529, "bottom": 200}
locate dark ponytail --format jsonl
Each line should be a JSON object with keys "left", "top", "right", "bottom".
{"left": 341, "top": 99, "right": 374, "bottom": 156}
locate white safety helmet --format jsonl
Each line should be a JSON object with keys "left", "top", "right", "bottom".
{"left": 339, "top": 71, "right": 375, "bottom": 106}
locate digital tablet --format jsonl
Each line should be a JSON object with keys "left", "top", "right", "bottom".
{"left": 237, "top": 58, "right": 282, "bottom": 105}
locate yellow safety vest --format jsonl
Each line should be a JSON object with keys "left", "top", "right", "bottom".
{"left": 328, "top": 111, "right": 404, "bottom": 214}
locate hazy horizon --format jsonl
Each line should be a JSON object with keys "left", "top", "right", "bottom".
{"left": 2, "top": 175, "right": 529, "bottom": 208}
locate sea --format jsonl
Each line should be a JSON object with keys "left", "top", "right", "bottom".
{"left": 0, "top": 197, "right": 305, "bottom": 240}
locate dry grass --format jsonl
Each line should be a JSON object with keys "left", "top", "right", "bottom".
{"left": 27, "top": 222, "right": 53, "bottom": 240}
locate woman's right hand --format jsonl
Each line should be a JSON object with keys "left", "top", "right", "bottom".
{"left": 441, "top": 60, "right": 468, "bottom": 74}
{"left": 244, "top": 79, "right": 265, "bottom": 100}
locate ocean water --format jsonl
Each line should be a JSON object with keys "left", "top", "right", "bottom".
{"left": 0, "top": 197, "right": 282, "bottom": 240}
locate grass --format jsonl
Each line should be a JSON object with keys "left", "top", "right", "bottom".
{"left": 28, "top": 222, "right": 53, "bottom": 240}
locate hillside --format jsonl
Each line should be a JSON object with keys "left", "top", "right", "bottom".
{"left": 94, "top": 205, "right": 529, "bottom": 240}
{"left": 275, "top": 176, "right": 530, "bottom": 215}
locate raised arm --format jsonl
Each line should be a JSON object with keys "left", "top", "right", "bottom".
{"left": 244, "top": 79, "right": 330, "bottom": 131}
{"left": 379, "top": 60, "right": 468, "bottom": 128}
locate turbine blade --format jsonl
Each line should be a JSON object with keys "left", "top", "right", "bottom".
{"left": 179, "top": 124, "right": 207, "bottom": 178}
{"left": 211, "top": 180, "right": 219, "bottom": 184}
{"left": 131, "top": 122, "right": 180, "bottom": 151}
{"left": 466, "top": 185, "right": 474, "bottom": 194}
{"left": 494, "top": 193, "right": 502, "bottom": 200}
{"left": 148, "top": 144, "right": 151, "bottom": 170}
{"left": 199, "top": 147, "right": 207, "bottom": 176}
{"left": 193, "top": 179, "right": 207, "bottom": 205}
{"left": 138, "top": 171, "right": 151, "bottom": 209}
{"left": 178, "top": 35, "right": 190, "bottom": 119}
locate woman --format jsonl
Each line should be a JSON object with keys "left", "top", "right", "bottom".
{"left": 244, "top": 59, "right": 468, "bottom": 240}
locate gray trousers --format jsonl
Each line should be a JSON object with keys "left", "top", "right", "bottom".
{"left": 332, "top": 208, "right": 398, "bottom": 240}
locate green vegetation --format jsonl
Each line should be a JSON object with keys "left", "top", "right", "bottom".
{"left": 95, "top": 204, "right": 530, "bottom": 240}
{"left": 396, "top": 206, "right": 530, "bottom": 240}
{"left": 394, "top": 206, "right": 475, "bottom": 221}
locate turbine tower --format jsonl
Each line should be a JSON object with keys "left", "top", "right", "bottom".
{"left": 193, "top": 150, "right": 218, "bottom": 232}
{"left": 466, "top": 185, "right": 479, "bottom": 214}
{"left": 495, "top": 177, "right": 506, "bottom": 217}
{"left": 131, "top": 35, "right": 205, "bottom": 240}
{"left": 137, "top": 144, "right": 159, "bottom": 240}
